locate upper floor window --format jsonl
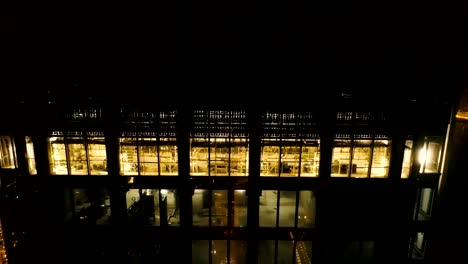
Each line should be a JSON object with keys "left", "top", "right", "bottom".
{"left": 331, "top": 134, "right": 391, "bottom": 178}
{"left": 190, "top": 137, "right": 249, "bottom": 176}
{"left": 260, "top": 138, "right": 320, "bottom": 177}
{"left": 48, "top": 132, "right": 107, "bottom": 175}
{"left": 25, "top": 136, "right": 37, "bottom": 175}
{"left": 401, "top": 136, "right": 445, "bottom": 178}
{"left": 0, "top": 136, "right": 17, "bottom": 169}
{"left": 120, "top": 135, "right": 178, "bottom": 176}
{"left": 418, "top": 137, "right": 444, "bottom": 174}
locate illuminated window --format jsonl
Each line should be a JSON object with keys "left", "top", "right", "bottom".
{"left": 410, "top": 232, "right": 426, "bottom": 260}
{"left": 48, "top": 133, "right": 108, "bottom": 175}
{"left": 414, "top": 188, "right": 435, "bottom": 221}
{"left": 418, "top": 137, "right": 444, "bottom": 174}
{"left": 190, "top": 137, "right": 249, "bottom": 176}
{"left": 260, "top": 139, "right": 320, "bottom": 177}
{"left": 25, "top": 136, "right": 37, "bottom": 175}
{"left": 126, "top": 189, "right": 179, "bottom": 226}
{"left": 192, "top": 240, "right": 247, "bottom": 264}
{"left": 192, "top": 189, "right": 247, "bottom": 227}
{"left": 0, "top": 136, "right": 17, "bottom": 169}
{"left": 258, "top": 240, "right": 313, "bottom": 264}
{"left": 119, "top": 136, "right": 178, "bottom": 176}
{"left": 66, "top": 188, "right": 111, "bottom": 225}
{"left": 332, "top": 135, "right": 391, "bottom": 178}
{"left": 259, "top": 190, "right": 315, "bottom": 228}
{"left": 401, "top": 139, "right": 413, "bottom": 178}
{"left": 190, "top": 110, "right": 249, "bottom": 177}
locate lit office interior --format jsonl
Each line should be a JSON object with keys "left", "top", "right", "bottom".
{"left": 48, "top": 133, "right": 108, "bottom": 175}
{"left": 190, "top": 110, "right": 249, "bottom": 177}
{"left": 331, "top": 134, "right": 391, "bottom": 178}
{"left": 120, "top": 135, "right": 178, "bottom": 176}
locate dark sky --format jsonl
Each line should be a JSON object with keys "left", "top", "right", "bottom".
{"left": 1, "top": 2, "right": 466, "bottom": 103}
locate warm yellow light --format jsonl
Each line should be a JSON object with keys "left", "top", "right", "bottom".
{"left": 418, "top": 147, "right": 432, "bottom": 170}
{"left": 161, "top": 189, "right": 168, "bottom": 195}
{"left": 418, "top": 148, "right": 427, "bottom": 165}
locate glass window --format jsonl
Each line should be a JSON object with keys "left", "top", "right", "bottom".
{"left": 68, "top": 138, "right": 88, "bottom": 175}
{"left": 69, "top": 188, "right": 111, "bottom": 225}
{"left": 49, "top": 137, "right": 67, "bottom": 174}
{"left": 126, "top": 189, "right": 179, "bottom": 226}
{"left": 230, "top": 138, "right": 248, "bottom": 176}
{"left": 190, "top": 138, "right": 209, "bottom": 175}
{"left": 401, "top": 139, "right": 413, "bottom": 178}
{"left": 301, "top": 140, "right": 320, "bottom": 177}
{"left": 351, "top": 140, "right": 372, "bottom": 178}
{"left": 139, "top": 139, "right": 158, "bottom": 175}
{"left": 120, "top": 137, "right": 138, "bottom": 175}
{"left": 49, "top": 135, "right": 108, "bottom": 176}
{"left": 332, "top": 136, "right": 391, "bottom": 178}
{"left": 192, "top": 240, "right": 245, "bottom": 264}
{"left": 0, "top": 136, "right": 17, "bottom": 169}
{"left": 281, "top": 140, "right": 301, "bottom": 177}
{"left": 261, "top": 138, "right": 320, "bottom": 177}
{"left": 261, "top": 139, "right": 280, "bottom": 176}
{"left": 419, "top": 137, "right": 443, "bottom": 173}
{"left": 88, "top": 137, "right": 107, "bottom": 175}
{"left": 415, "top": 188, "right": 434, "bottom": 221}
{"left": 159, "top": 138, "right": 178, "bottom": 175}
{"left": 119, "top": 137, "right": 178, "bottom": 176}
{"left": 192, "top": 240, "right": 209, "bottom": 264}
{"left": 370, "top": 140, "right": 391, "bottom": 178}
{"left": 277, "top": 240, "right": 294, "bottom": 264}
{"left": 193, "top": 189, "right": 247, "bottom": 227}
{"left": 259, "top": 190, "right": 278, "bottom": 227}
{"left": 211, "top": 240, "right": 228, "bottom": 264}
{"left": 332, "top": 139, "right": 351, "bottom": 177}
{"left": 279, "top": 191, "right": 296, "bottom": 227}
{"left": 298, "top": 191, "right": 315, "bottom": 228}
{"left": 411, "top": 232, "right": 426, "bottom": 259}
{"left": 258, "top": 240, "right": 276, "bottom": 264}
{"left": 260, "top": 190, "right": 316, "bottom": 228}
{"left": 233, "top": 190, "right": 248, "bottom": 227}
{"left": 210, "top": 138, "right": 229, "bottom": 176}
{"left": 259, "top": 240, "right": 313, "bottom": 264}
{"left": 190, "top": 137, "right": 249, "bottom": 177}
{"left": 25, "top": 136, "right": 37, "bottom": 175}
{"left": 230, "top": 240, "right": 247, "bottom": 263}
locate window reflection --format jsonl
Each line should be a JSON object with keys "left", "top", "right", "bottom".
{"left": 192, "top": 189, "right": 247, "bottom": 227}
{"left": 260, "top": 190, "right": 315, "bottom": 228}
{"left": 65, "top": 188, "right": 111, "bottom": 225}
{"left": 192, "top": 240, "right": 246, "bottom": 264}
{"left": 25, "top": 136, "right": 37, "bottom": 175}
{"left": 258, "top": 240, "right": 313, "bottom": 264}
{"left": 261, "top": 139, "right": 320, "bottom": 177}
{"left": 415, "top": 188, "right": 434, "bottom": 221}
{"left": 0, "top": 136, "right": 17, "bottom": 169}
{"left": 190, "top": 137, "right": 249, "bottom": 176}
{"left": 126, "top": 189, "right": 179, "bottom": 226}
